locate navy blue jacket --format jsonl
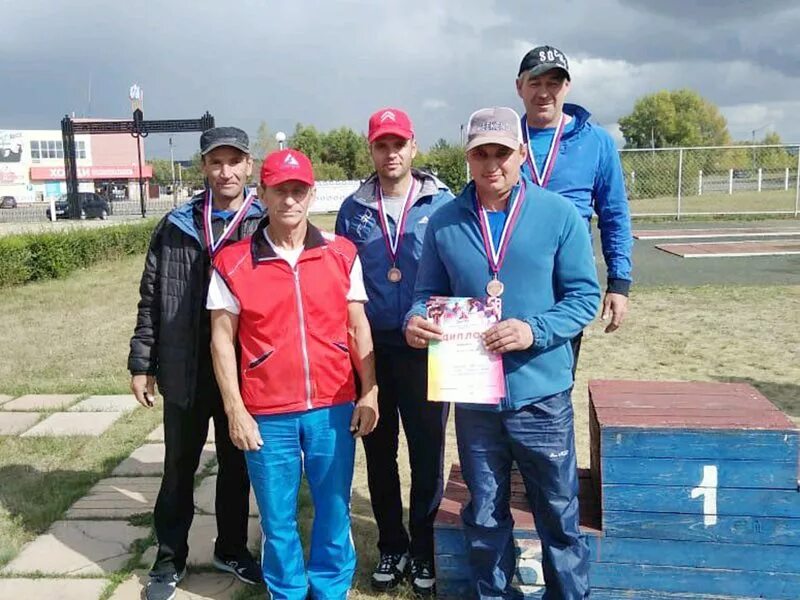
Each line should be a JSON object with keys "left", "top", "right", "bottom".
{"left": 336, "top": 170, "right": 453, "bottom": 347}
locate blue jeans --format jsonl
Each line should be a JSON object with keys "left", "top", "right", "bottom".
{"left": 245, "top": 403, "right": 356, "bottom": 600}
{"left": 455, "top": 390, "right": 589, "bottom": 600}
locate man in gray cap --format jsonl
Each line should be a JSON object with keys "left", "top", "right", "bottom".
{"left": 405, "top": 107, "right": 599, "bottom": 599}
{"left": 129, "top": 127, "right": 265, "bottom": 600}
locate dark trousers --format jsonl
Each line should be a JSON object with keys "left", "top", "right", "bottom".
{"left": 363, "top": 344, "right": 450, "bottom": 562}
{"left": 455, "top": 391, "right": 589, "bottom": 600}
{"left": 570, "top": 332, "right": 583, "bottom": 380}
{"left": 151, "top": 386, "right": 251, "bottom": 575}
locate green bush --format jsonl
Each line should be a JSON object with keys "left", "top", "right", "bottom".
{"left": 0, "top": 221, "right": 156, "bottom": 288}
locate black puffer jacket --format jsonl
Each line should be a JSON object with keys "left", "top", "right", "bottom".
{"left": 128, "top": 195, "right": 265, "bottom": 407}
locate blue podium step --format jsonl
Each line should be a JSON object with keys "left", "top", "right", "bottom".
{"left": 434, "top": 380, "right": 800, "bottom": 598}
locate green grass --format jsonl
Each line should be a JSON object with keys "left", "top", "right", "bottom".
{"left": 631, "top": 189, "right": 798, "bottom": 215}
{"left": 0, "top": 219, "right": 798, "bottom": 596}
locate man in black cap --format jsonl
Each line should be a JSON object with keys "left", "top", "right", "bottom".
{"left": 516, "top": 45, "right": 633, "bottom": 375}
{"left": 129, "top": 127, "right": 265, "bottom": 600}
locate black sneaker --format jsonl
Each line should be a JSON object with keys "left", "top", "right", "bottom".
{"left": 410, "top": 558, "right": 436, "bottom": 597}
{"left": 371, "top": 552, "right": 410, "bottom": 591}
{"left": 145, "top": 567, "right": 186, "bottom": 600}
{"left": 213, "top": 551, "right": 263, "bottom": 585}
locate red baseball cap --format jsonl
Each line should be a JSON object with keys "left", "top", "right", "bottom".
{"left": 368, "top": 108, "right": 414, "bottom": 143}
{"left": 260, "top": 149, "right": 315, "bottom": 187}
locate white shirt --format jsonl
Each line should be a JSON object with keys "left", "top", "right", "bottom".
{"left": 207, "top": 230, "right": 368, "bottom": 314}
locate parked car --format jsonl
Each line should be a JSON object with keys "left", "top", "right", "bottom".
{"left": 732, "top": 169, "right": 751, "bottom": 179}
{"left": 0, "top": 196, "right": 17, "bottom": 209}
{"left": 46, "top": 193, "right": 110, "bottom": 220}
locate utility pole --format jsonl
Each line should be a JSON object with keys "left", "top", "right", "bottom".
{"left": 169, "top": 136, "right": 177, "bottom": 207}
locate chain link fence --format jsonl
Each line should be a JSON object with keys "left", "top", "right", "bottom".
{"left": 620, "top": 144, "right": 800, "bottom": 218}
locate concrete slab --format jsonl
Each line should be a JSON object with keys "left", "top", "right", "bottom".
{"left": 0, "top": 412, "right": 41, "bottom": 435}
{"left": 194, "top": 475, "right": 258, "bottom": 517}
{"left": 21, "top": 411, "right": 123, "bottom": 437}
{"left": 110, "top": 572, "right": 247, "bottom": 599}
{"left": 186, "top": 515, "right": 261, "bottom": 567}
{"left": 146, "top": 419, "right": 215, "bottom": 443}
{"left": 0, "top": 394, "right": 14, "bottom": 406}
{"left": 0, "top": 578, "right": 107, "bottom": 600}
{"left": 1, "top": 393, "right": 79, "bottom": 412}
{"left": 112, "top": 443, "right": 215, "bottom": 477}
{"left": 1, "top": 520, "right": 149, "bottom": 575}
{"left": 66, "top": 476, "right": 161, "bottom": 519}
{"left": 69, "top": 394, "right": 140, "bottom": 413}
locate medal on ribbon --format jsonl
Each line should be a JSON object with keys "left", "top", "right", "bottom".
{"left": 474, "top": 180, "right": 526, "bottom": 297}
{"left": 203, "top": 188, "right": 256, "bottom": 259}
{"left": 376, "top": 179, "right": 418, "bottom": 283}
{"left": 521, "top": 113, "right": 565, "bottom": 188}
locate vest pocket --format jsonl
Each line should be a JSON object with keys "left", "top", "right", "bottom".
{"left": 246, "top": 349, "right": 274, "bottom": 371}
{"left": 332, "top": 341, "right": 349, "bottom": 354}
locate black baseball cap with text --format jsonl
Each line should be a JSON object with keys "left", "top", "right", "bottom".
{"left": 200, "top": 127, "right": 250, "bottom": 155}
{"left": 518, "top": 45, "right": 570, "bottom": 80}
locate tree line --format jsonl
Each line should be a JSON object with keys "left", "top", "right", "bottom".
{"left": 149, "top": 89, "right": 795, "bottom": 199}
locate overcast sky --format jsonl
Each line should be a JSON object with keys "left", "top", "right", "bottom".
{"left": 1, "top": 0, "right": 798, "bottom": 159}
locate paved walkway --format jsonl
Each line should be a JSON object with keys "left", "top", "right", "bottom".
{"left": 0, "top": 394, "right": 261, "bottom": 599}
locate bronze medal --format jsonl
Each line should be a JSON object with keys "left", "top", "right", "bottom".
{"left": 486, "top": 278, "right": 505, "bottom": 297}
{"left": 387, "top": 267, "right": 402, "bottom": 283}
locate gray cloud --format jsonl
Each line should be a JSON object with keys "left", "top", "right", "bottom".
{"left": 1, "top": 0, "right": 798, "bottom": 160}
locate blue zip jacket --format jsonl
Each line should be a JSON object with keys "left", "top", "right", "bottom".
{"left": 405, "top": 176, "right": 600, "bottom": 410}
{"left": 336, "top": 170, "right": 453, "bottom": 347}
{"left": 167, "top": 189, "right": 264, "bottom": 244}
{"left": 522, "top": 103, "right": 633, "bottom": 294}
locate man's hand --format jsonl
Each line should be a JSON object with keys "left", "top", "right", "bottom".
{"left": 350, "top": 390, "right": 379, "bottom": 438}
{"left": 227, "top": 408, "right": 263, "bottom": 451}
{"left": 405, "top": 315, "right": 443, "bottom": 349}
{"left": 131, "top": 374, "right": 157, "bottom": 408}
{"left": 601, "top": 292, "right": 629, "bottom": 333}
{"left": 483, "top": 319, "right": 534, "bottom": 354}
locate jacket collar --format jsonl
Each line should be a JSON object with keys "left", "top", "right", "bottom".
{"left": 561, "top": 103, "right": 591, "bottom": 140}
{"left": 250, "top": 217, "right": 328, "bottom": 262}
{"left": 350, "top": 168, "right": 449, "bottom": 209}
{"left": 168, "top": 188, "right": 263, "bottom": 243}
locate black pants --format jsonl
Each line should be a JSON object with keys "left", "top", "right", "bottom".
{"left": 151, "top": 386, "right": 251, "bottom": 574}
{"left": 570, "top": 331, "right": 583, "bottom": 380}
{"left": 363, "top": 345, "right": 450, "bottom": 563}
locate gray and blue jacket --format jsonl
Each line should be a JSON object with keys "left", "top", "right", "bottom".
{"left": 336, "top": 169, "right": 453, "bottom": 347}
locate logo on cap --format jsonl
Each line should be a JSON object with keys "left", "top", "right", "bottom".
{"left": 380, "top": 111, "right": 396, "bottom": 122}
{"left": 283, "top": 154, "right": 300, "bottom": 168}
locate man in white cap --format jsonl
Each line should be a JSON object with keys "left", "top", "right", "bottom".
{"left": 405, "top": 107, "right": 600, "bottom": 599}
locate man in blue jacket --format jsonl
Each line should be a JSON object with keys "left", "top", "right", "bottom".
{"left": 405, "top": 107, "right": 600, "bottom": 599}
{"left": 336, "top": 108, "right": 453, "bottom": 596}
{"left": 516, "top": 45, "right": 632, "bottom": 371}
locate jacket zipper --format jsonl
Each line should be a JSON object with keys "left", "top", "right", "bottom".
{"left": 292, "top": 266, "right": 313, "bottom": 410}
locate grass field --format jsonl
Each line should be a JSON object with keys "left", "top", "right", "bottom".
{"left": 0, "top": 217, "right": 798, "bottom": 597}
{"left": 630, "top": 189, "right": 799, "bottom": 215}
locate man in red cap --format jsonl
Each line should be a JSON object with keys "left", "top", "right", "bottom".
{"left": 207, "top": 148, "right": 379, "bottom": 600}
{"left": 336, "top": 109, "right": 453, "bottom": 596}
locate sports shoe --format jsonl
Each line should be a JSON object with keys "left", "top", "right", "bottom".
{"left": 145, "top": 567, "right": 187, "bottom": 600}
{"left": 213, "top": 551, "right": 263, "bottom": 585}
{"left": 371, "top": 552, "right": 410, "bottom": 591}
{"left": 410, "top": 558, "right": 436, "bottom": 597}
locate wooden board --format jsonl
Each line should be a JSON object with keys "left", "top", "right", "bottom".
{"left": 633, "top": 227, "right": 800, "bottom": 240}
{"left": 601, "top": 456, "right": 799, "bottom": 489}
{"left": 656, "top": 240, "right": 800, "bottom": 258}
{"left": 590, "top": 380, "right": 796, "bottom": 431}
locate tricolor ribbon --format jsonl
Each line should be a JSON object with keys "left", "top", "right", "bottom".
{"left": 521, "top": 113, "right": 565, "bottom": 187}
{"left": 376, "top": 179, "right": 418, "bottom": 265}
{"left": 474, "top": 180, "right": 527, "bottom": 278}
{"left": 203, "top": 188, "right": 256, "bottom": 258}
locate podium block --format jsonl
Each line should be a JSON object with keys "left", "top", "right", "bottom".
{"left": 434, "top": 380, "right": 800, "bottom": 599}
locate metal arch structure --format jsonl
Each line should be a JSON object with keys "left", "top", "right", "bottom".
{"left": 61, "top": 109, "right": 215, "bottom": 218}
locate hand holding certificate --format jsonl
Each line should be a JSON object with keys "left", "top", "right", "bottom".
{"left": 426, "top": 296, "right": 505, "bottom": 405}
